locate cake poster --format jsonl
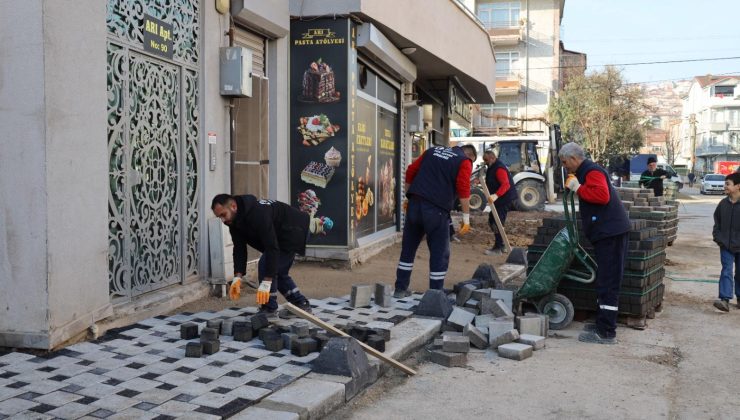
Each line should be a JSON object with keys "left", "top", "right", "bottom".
{"left": 352, "top": 97, "right": 376, "bottom": 237}
{"left": 377, "top": 107, "right": 398, "bottom": 231}
{"left": 289, "top": 18, "right": 351, "bottom": 247}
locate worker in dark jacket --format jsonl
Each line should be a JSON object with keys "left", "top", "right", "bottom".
{"left": 559, "top": 143, "right": 631, "bottom": 345}
{"left": 393, "top": 145, "right": 477, "bottom": 298}
{"left": 482, "top": 149, "right": 518, "bottom": 255}
{"left": 211, "top": 194, "right": 312, "bottom": 317}
{"left": 639, "top": 157, "right": 668, "bottom": 196}
{"left": 711, "top": 172, "right": 740, "bottom": 312}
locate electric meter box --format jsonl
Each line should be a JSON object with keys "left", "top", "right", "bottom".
{"left": 220, "top": 46, "right": 252, "bottom": 97}
{"left": 406, "top": 105, "right": 423, "bottom": 133}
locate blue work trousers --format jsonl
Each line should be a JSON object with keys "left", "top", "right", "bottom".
{"left": 258, "top": 250, "right": 308, "bottom": 311}
{"left": 593, "top": 232, "right": 628, "bottom": 338}
{"left": 395, "top": 198, "right": 451, "bottom": 292}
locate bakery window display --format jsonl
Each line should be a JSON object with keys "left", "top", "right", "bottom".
{"left": 300, "top": 58, "right": 341, "bottom": 103}
{"left": 324, "top": 146, "right": 342, "bottom": 167}
{"left": 297, "top": 189, "right": 334, "bottom": 236}
{"left": 379, "top": 159, "right": 396, "bottom": 217}
{"left": 298, "top": 114, "right": 341, "bottom": 146}
{"left": 354, "top": 155, "right": 374, "bottom": 222}
{"left": 301, "top": 161, "right": 335, "bottom": 188}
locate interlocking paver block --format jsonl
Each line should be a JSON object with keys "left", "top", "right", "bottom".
{"left": 180, "top": 323, "right": 199, "bottom": 340}
{"left": 497, "top": 343, "right": 533, "bottom": 361}
{"left": 518, "top": 334, "right": 546, "bottom": 350}
{"left": 456, "top": 284, "right": 477, "bottom": 307}
{"left": 463, "top": 324, "right": 488, "bottom": 349}
{"left": 442, "top": 335, "right": 470, "bottom": 353}
{"left": 185, "top": 342, "right": 203, "bottom": 358}
{"left": 516, "top": 315, "right": 542, "bottom": 336}
{"left": 350, "top": 284, "right": 373, "bottom": 308}
{"left": 374, "top": 283, "right": 393, "bottom": 308}
{"left": 429, "top": 350, "right": 467, "bottom": 367}
{"left": 490, "top": 299, "right": 515, "bottom": 318}
{"left": 447, "top": 307, "right": 475, "bottom": 331}
{"left": 490, "top": 329, "right": 519, "bottom": 349}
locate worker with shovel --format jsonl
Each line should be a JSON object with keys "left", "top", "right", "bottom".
{"left": 393, "top": 145, "right": 477, "bottom": 298}
{"left": 482, "top": 149, "right": 518, "bottom": 255}
{"left": 211, "top": 194, "right": 312, "bottom": 318}
{"left": 559, "top": 143, "right": 631, "bottom": 345}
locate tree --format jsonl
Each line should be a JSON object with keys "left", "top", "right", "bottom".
{"left": 549, "top": 67, "right": 651, "bottom": 165}
{"left": 664, "top": 119, "right": 682, "bottom": 167}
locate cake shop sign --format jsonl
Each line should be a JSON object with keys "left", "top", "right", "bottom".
{"left": 294, "top": 28, "right": 346, "bottom": 46}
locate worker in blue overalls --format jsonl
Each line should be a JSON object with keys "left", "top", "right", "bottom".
{"left": 560, "top": 142, "right": 631, "bottom": 345}
{"left": 393, "top": 144, "right": 477, "bottom": 298}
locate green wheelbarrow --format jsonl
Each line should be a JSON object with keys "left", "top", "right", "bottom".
{"left": 515, "top": 190, "right": 597, "bottom": 330}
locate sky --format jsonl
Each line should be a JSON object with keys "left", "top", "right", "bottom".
{"left": 561, "top": 0, "right": 740, "bottom": 84}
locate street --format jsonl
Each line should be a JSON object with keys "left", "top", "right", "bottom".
{"left": 328, "top": 189, "right": 736, "bottom": 420}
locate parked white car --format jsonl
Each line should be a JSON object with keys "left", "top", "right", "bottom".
{"left": 700, "top": 174, "right": 726, "bottom": 195}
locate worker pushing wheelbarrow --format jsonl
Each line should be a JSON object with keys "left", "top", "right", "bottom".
{"left": 514, "top": 190, "right": 597, "bottom": 329}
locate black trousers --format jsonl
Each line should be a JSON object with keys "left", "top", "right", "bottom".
{"left": 488, "top": 200, "right": 513, "bottom": 248}
{"left": 593, "top": 232, "right": 629, "bottom": 337}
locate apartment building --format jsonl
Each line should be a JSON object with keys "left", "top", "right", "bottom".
{"left": 679, "top": 75, "right": 740, "bottom": 174}
{"left": 466, "top": 0, "right": 569, "bottom": 139}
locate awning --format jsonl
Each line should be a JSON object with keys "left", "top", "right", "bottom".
{"left": 290, "top": 0, "right": 496, "bottom": 104}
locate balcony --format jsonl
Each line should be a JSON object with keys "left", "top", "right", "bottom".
{"left": 481, "top": 18, "right": 524, "bottom": 46}
{"left": 495, "top": 75, "right": 521, "bottom": 96}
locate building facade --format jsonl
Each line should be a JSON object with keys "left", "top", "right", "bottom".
{"left": 0, "top": 0, "right": 495, "bottom": 349}
{"left": 679, "top": 75, "right": 740, "bottom": 175}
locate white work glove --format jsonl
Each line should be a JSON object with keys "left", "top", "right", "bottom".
{"left": 488, "top": 194, "right": 499, "bottom": 204}
{"left": 566, "top": 175, "right": 580, "bottom": 192}
{"left": 459, "top": 213, "right": 471, "bottom": 235}
{"left": 256, "top": 280, "right": 272, "bottom": 305}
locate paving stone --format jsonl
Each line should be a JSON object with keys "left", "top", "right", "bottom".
{"left": 180, "top": 323, "right": 199, "bottom": 340}
{"left": 446, "top": 307, "right": 475, "bottom": 331}
{"left": 518, "top": 334, "right": 546, "bottom": 350}
{"left": 230, "top": 406, "right": 300, "bottom": 420}
{"left": 455, "top": 284, "right": 477, "bottom": 306}
{"left": 464, "top": 299, "right": 480, "bottom": 311}
{"left": 202, "top": 340, "right": 220, "bottom": 355}
{"left": 200, "top": 327, "right": 219, "bottom": 342}
{"left": 366, "top": 335, "right": 385, "bottom": 352}
{"left": 490, "top": 329, "right": 519, "bottom": 349}
{"left": 350, "top": 284, "right": 373, "bottom": 308}
{"left": 257, "top": 378, "right": 344, "bottom": 419}
{"left": 185, "top": 342, "right": 203, "bottom": 358}
{"left": 282, "top": 333, "right": 299, "bottom": 350}
{"left": 516, "top": 315, "right": 542, "bottom": 336}
{"left": 290, "top": 322, "right": 310, "bottom": 338}
{"left": 250, "top": 313, "right": 270, "bottom": 331}
{"left": 233, "top": 326, "right": 253, "bottom": 342}
{"left": 259, "top": 328, "right": 279, "bottom": 342}
{"left": 370, "top": 327, "right": 391, "bottom": 342}
{"left": 471, "top": 263, "right": 502, "bottom": 289}
{"left": 490, "top": 299, "right": 515, "bottom": 318}
{"left": 347, "top": 325, "right": 370, "bottom": 343}
{"left": 505, "top": 247, "right": 527, "bottom": 265}
{"left": 442, "top": 335, "right": 470, "bottom": 353}
{"left": 429, "top": 350, "right": 467, "bottom": 367}
{"left": 497, "top": 343, "right": 533, "bottom": 361}
{"left": 206, "top": 319, "right": 223, "bottom": 331}
{"left": 374, "top": 283, "right": 393, "bottom": 308}
{"left": 291, "top": 338, "right": 318, "bottom": 357}
{"left": 471, "top": 288, "right": 491, "bottom": 301}
{"left": 313, "top": 333, "right": 331, "bottom": 351}
{"left": 474, "top": 314, "right": 496, "bottom": 328}
{"left": 221, "top": 319, "right": 234, "bottom": 336}
{"left": 414, "top": 289, "right": 453, "bottom": 319}
{"left": 263, "top": 332, "right": 284, "bottom": 352}
{"left": 489, "top": 318, "right": 514, "bottom": 340}
{"left": 491, "top": 289, "right": 513, "bottom": 310}
{"left": 463, "top": 324, "right": 488, "bottom": 349}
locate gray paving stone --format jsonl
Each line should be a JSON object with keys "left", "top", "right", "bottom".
{"left": 474, "top": 314, "right": 496, "bottom": 328}
{"left": 442, "top": 335, "right": 470, "bottom": 353}
{"left": 46, "top": 401, "right": 97, "bottom": 419}
{"left": 258, "top": 378, "right": 344, "bottom": 419}
{"left": 231, "top": 406, "right": 300, "bottom": 420}
{"left": 34, "top": 390, "right": 83, "bottom": 407}
{"left": 471, "top": 288, "right": 491, "bottom": 301}
{"left": 446, "top": 307, "right": 475, "bottom": 331}
{"left": 491, "top": 289, "right": 513, "bottom": 310}
{"left": 516, "top": 315, "right": 542, "bottom": 336}
{"left": 463, "top": 324, "right": 489, "bottom": 349}
{"left": 414, "top": 289, "right": 453, "bottom": 319}
{"left": 456, "top": 284, "right": 477, "bottom": 306}
{"left": 489, "top": 319, "right": 515, "bottom": 342}
{"left": 497, "top": 342, "right": 533, "bottom": 361}
{"left": 0, "top": 398, "right": 37, "bottom": 416}
{"left": 518, "top": 334, "right": 546, "bottom": 350}
{"left": 490, "top": 299, "right": 515, "bottom": 318}
{"left": 374, "top": 283, "right": 393, "bottom": 308}
{"left": 429, "top": 349, "right": 467, "bottom": 367}
{"left": 490, "top": 329, "right": 520, "bottom": 349}
{"left": 350, "top": 284, "right": 373, "bottom": 308}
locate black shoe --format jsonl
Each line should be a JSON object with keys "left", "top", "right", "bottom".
{"left": 713, "top": 299, "right": 730, "bottom": 312}
{"left": 578, "top": 330, "right": 616, "bottom": 345}
{"left": 257, "top": 306, "right": 277, "bottom": 319}
{"left": 278, "top": 300, "right": 312, "bottom": 319}
{"left": 393, "top": 289, "right": 412, "bottom": 299}
{"left": 582, "top": 323, "right": 599, "bottom": 333}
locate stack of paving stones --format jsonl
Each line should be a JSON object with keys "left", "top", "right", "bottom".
{"left": 527, "top": 193, "right": 668, "bottom": 321}
{"left": 617, "top": 186, "right": 679, "bottom": 246}
{"left": 0, "top": 292, "right": 425, "bottom": 419}
{"left": 419, "top": 264, "right": 547, "bottom": 366}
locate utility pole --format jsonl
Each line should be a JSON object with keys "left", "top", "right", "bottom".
{"left": 689, "top": 113, "right": 697, "bottom": 173}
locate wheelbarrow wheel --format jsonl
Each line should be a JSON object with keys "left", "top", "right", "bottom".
{"left": 537, "top": 293, "right": 574, "bottom": 330}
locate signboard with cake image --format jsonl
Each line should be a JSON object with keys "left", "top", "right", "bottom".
{"left": 289, "top": 18, "right": 352, "bottom": 246}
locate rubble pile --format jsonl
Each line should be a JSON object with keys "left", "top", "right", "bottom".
{"left": 420, "top": 264, "right": 548, "bottom": 366}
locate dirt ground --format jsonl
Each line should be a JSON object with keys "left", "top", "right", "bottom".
{"left": 172, "top": 210, "right": 557, "bottom": 314}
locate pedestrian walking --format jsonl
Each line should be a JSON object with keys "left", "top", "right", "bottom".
{"left": 559, "top": 143, "right": 631, "bottom": 345}
{"left": 687, "top": 172, "right": 696, "bottom": 188}
{"left": 211, "top": 194, "right": 312, "bottom": 318}
{"left": 393, "top": 144, "right": 477, "bottom": 297}
{"left": 711, "top": 172, "right": 740, "bottom": 312}
{"left": 482, "top": 149, "right": 517, "bottom": 255}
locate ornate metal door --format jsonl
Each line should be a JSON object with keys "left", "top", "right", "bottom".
{"left": 107, "top": 1, "right": 200, "bottom": 301}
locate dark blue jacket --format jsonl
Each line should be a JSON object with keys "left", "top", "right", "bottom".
{"left": 713, "top": 197, "right": 740, "bottom": 252}
{"left": 407, "top": 146, "right": 468, "bottom": 211}
{"left": 485, "top": 159, "right": 518, "bottom": 205}
{"left": 575, "top": 160, "right": 631, "bottom": 242}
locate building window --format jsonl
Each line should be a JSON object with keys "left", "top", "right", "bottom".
{"left": 729, "top": 109, "right": 740, "bottom": 127}
{"left": 495, "top": 51, "right": 519, "bottom": 79}
{"left": 478, "top": 102, "right": 518, "bottom": 128}
{"left": 478, "top": 2, "right": 520, "bottom": 29}
{"left": 714, "top": 85, "right": 735, "bottom": 98}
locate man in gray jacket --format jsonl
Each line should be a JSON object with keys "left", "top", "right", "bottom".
{"left": 712, "top": 172, "right": 740, "bottom": 311}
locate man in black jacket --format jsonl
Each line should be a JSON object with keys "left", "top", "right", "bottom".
{"left": 639, "top": 157, "right": 668, "bottom": 196}
{"left": 482, "top": 150, "right": 518, "bottom": 255}
{"left": 711, "top": 172, "right": 740, "bottom": 311}
{"left": 211, "top": 194, "right": 312, "bottom": 317}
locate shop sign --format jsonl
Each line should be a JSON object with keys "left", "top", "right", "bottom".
{"left": 449, "top": 81, "right": 472, "bottom": 128}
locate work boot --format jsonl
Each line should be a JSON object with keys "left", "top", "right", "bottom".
{"left": 484, "top": 246, "right": 503, "bottom": 256}
{"left": 257, "top": 306, "right": 278, "bottom": 319}
{"left": 578, "top": 330, "right": 616, "bottom": 345}
{"left": 582, "top": 323, "right": 598, "bottom": 333}
{"left": 393, "top": 289, "right": 412, "bottom": 299}
{"left": 278, "top": 300, "right": 312, "bottom": 319}
{"left": 713, "top": 299, "right": 730, "bottom": 312}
